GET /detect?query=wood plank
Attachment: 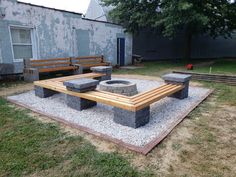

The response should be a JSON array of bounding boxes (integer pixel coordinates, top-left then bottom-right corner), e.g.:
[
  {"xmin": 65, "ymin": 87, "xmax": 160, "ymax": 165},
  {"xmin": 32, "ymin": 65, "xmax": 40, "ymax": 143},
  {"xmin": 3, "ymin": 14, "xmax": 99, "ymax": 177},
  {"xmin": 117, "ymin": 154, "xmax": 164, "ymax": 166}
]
[
  {"xmin": 79, "ymin": 63, "xmax": 109, "ymax": 67},
  {"xmin": 134, "ymin": 85, "xmax": 184, "ymax": 110},
  {"xmin": 76, "ymin": 59, "xmax": 102, "ymax": 64},
  {"xmin": 132, "ymin": 85, "xmax": 180, "ymax": 103},
  {"xmin": 30, "ymin": 58, "xmax": 71, "ymax": 63},
  {"xmin": 89, "ymin": 91, "xmax": 132, "ymax": 103},
  {"xmin": 38, "ymin": 66, "xmax": 76, "ymax": 73},
  {"xmin": 31, "ymin": 62, "xmax": 71, "ymax": 67},
  {"xmin": 96, "ymin": 90, "xmax": 130, "ymax": 99},
  {"xmin": 130, "ymin": 84, "xmax": 174, "ymax": 100},
  {"xmin": 47, "ymin": 73, "xmax": 104, "ymax": 82}
]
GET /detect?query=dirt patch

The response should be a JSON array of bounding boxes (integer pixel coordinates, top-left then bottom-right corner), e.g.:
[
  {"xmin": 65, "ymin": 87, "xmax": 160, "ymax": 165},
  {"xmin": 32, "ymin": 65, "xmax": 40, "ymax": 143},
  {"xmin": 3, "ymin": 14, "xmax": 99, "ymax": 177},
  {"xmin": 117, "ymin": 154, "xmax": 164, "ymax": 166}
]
[
  {"xmin": 129, "ymin": 95, "xmax": 236, "ymax": 177},
  {"xmin": 0, "ymin": 83, "xmax": 33, "ymax": 97}
]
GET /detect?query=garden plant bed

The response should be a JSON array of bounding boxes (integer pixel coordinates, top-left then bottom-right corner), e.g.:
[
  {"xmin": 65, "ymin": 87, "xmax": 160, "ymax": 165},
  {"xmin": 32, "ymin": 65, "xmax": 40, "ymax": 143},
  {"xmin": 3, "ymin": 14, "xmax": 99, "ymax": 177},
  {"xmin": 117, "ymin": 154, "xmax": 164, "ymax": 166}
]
[{"xmin": 7, "ymin": 78, "xmax": 212, "ymax": 154}]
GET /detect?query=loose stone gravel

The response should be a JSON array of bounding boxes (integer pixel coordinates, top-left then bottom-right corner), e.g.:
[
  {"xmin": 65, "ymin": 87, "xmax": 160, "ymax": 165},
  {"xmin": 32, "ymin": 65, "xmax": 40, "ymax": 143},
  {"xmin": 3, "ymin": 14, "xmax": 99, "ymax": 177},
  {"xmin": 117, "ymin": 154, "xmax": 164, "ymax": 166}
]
[{"xmin": 8, "ymin": 78, "xmax": 210, "ymax": 147}]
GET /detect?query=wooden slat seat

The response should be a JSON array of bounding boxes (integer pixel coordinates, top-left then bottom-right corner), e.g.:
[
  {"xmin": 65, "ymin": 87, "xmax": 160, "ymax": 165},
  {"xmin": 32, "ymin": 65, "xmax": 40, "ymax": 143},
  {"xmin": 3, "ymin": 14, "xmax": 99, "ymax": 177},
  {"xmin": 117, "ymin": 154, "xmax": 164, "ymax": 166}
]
[
  {"xmin": 25, "ymin": 58, "xmax": 74, "ymax": 72},
  {"xmin": 34, "ymin": 75, "xmax": 184, "ymax": 111},
  {"xmin": 23, "ymin": 55, "xmax": 110, "ymax": 82},
  {"xmin": 38, "ymin": 66, "xmax": 77, "ymax": 73}
]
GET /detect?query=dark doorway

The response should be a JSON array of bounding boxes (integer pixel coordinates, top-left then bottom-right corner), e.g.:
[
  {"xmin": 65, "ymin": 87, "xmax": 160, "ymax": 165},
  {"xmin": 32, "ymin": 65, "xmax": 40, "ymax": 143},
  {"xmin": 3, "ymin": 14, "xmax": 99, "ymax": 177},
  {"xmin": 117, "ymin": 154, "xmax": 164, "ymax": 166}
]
[{"xmin": 117, "ymin": 38, "xmax": 125, "ymax": 66}]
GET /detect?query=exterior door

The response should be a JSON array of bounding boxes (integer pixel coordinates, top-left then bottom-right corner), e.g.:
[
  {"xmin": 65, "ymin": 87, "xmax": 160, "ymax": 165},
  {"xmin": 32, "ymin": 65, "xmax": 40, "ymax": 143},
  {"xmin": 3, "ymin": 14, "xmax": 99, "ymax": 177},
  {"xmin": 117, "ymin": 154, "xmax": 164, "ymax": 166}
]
[{"xmin": 117, "ymin": 38, "xmax": 125, "ymax": 66}]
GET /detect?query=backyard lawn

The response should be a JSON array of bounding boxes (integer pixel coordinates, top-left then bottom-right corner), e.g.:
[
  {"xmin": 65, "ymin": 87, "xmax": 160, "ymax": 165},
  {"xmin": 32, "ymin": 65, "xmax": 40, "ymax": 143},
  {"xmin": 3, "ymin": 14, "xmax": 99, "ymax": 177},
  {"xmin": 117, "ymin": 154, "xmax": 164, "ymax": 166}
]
[
  {"xmin": 0, "ymin": 60, "xmax": 236, "ymax": 177},
  {"xmin": 114, "ymin": 59, "xmax": 236, "ymax": 76},
  {"xmin": 190, "ymin": 60, "xmax": 236, "ymax": 74}
]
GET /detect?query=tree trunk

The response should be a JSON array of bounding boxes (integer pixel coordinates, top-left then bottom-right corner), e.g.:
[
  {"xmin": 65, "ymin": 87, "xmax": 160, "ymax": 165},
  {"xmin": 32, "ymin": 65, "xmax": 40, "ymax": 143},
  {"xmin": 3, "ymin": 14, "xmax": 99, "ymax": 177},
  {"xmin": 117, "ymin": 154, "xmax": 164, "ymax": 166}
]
[{"xmin": 183, "ymin": 27, "xmax": 192, "ymax": 63}]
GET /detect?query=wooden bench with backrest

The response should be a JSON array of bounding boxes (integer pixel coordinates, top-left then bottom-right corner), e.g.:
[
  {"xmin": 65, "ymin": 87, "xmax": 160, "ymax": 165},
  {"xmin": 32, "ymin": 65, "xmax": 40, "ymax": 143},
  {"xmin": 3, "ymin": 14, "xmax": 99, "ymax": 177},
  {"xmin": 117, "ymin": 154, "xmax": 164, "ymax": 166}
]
[
  {"xmin": 71, "ymin": 55, "xmax": 111, "ymax": 74},
  {"xmin": 34, "ymin": 72, "xmax": 192, "ymax": 128},
  {"xmin": 23, "ymin": 57, "xmax": 78, "ymax": 82}
]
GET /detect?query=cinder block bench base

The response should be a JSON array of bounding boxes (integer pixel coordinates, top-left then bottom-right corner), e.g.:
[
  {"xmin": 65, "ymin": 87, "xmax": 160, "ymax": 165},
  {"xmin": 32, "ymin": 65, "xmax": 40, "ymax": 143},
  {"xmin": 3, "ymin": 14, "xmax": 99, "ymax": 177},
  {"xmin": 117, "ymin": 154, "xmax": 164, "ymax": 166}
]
[
  {"xmin": 66, "ymin": 94, "xmax": 97, "ymax": 111},
  {"xmin": 162, "ymin": 73, "xmax": 192, "ymax": 99},
  {"xmin": 35, "ymin": 86, "xmax": 57, "ymax": 98},
  {"xmin": 113, "ymin": 106, "xmax": 150, "ymax": 128},
  {"xmin": 63, "ymin": 78, "xmax": 99, "ymax": 111}
]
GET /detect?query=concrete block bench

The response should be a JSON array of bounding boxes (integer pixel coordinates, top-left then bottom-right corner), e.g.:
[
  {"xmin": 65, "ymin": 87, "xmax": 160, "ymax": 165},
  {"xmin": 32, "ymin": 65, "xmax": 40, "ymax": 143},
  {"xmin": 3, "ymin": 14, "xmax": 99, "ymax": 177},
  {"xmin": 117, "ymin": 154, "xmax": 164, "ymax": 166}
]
[
  {"xmin": 162, "ymin": 73, "xmax": 192, "ymax": 99},
  {"xmin": 34, "ymin": 73, "xmax": 192, "ymax": 128}
]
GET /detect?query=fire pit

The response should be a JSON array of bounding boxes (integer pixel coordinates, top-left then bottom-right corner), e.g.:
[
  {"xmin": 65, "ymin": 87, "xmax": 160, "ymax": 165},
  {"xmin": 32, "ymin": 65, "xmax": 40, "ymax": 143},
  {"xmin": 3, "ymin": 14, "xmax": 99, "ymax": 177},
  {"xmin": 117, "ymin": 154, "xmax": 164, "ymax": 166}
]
[{"xmin": 98, "ymin": 80, "xmax": 138, "ymax": 96}]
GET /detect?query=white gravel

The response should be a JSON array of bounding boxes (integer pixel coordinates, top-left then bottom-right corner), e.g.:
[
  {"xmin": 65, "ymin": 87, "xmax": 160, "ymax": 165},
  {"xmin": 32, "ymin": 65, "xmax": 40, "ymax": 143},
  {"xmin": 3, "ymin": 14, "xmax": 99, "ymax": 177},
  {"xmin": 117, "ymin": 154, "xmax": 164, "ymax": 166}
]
[{"xmin": 8, "ymin": 78, "xmax": 210, "ymax": 147}]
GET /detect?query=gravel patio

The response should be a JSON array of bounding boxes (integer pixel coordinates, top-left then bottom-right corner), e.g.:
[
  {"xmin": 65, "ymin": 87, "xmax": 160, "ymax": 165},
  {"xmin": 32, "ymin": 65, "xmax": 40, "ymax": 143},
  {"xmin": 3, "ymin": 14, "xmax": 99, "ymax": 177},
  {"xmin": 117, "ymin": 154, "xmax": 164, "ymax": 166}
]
[{"xmin": 7, "ymin": 77, "xmax": 212, "ymax": 154}]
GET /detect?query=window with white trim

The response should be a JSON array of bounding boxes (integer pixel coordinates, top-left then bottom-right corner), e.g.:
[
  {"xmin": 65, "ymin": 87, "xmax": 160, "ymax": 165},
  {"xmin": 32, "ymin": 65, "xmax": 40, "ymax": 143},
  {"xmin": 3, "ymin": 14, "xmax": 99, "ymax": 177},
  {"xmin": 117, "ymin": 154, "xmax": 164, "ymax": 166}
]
[{"xmin": 10, "ymin": 27, "xmax": 33, "ymax": 60}]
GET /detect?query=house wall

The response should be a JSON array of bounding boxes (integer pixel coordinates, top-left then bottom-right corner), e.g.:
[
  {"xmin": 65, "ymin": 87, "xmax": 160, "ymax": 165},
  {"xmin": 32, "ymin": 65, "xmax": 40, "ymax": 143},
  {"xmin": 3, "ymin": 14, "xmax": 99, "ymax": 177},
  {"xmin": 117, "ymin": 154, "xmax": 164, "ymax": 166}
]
[
  {"xmin": 133, "ymin": 29, "xmax": 236, "ymax": 60},
  {"xmin": 0, "ymin": 0, "xmax": 132, "ymax": 75}
]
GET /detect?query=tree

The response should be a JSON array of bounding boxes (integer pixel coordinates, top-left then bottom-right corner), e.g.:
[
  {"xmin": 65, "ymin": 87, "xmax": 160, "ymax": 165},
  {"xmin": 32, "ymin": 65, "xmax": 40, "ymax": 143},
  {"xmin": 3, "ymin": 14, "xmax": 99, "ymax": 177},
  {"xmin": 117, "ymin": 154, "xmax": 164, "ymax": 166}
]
[{"xmin": 102, "ymin": 0, "xmax": 236, "ymax": 62}]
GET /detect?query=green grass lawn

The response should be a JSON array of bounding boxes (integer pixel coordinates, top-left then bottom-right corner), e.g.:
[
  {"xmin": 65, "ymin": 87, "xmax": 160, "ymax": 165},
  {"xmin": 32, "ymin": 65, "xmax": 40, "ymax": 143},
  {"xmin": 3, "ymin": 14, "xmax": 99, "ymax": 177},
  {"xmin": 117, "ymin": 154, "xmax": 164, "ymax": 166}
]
[
  {"xmin": 191, "ymin": 60, "xmax": 236, "ymax": 75},
  {"xmin": 114, "ymin": 59, "xmax": 236, "ymax": 76},
  {"xmin": 0, "ymin": 98, "xmax": 152, "ymax": 177},
  {"xmin": 113, "ymin": 61, "xmax": 183, "ymax": 76}
]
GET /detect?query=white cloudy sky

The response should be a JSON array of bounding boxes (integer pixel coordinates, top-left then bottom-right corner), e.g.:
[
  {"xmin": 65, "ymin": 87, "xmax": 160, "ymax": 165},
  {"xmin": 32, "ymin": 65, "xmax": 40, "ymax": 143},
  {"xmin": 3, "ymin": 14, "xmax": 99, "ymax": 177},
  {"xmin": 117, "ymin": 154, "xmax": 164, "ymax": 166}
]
[{"xmin": 19, "ymin": 0, "xmax": 91, "ymax": 14}]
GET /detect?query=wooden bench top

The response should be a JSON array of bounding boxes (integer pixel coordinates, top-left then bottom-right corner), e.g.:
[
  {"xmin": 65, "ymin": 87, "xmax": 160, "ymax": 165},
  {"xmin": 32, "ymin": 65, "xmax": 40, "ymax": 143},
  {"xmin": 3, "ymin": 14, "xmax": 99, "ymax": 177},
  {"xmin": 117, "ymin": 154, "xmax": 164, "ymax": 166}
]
[
  {"xmin": 72, "ymin": 55, "xmax": 110, "ymax": 67},
  {"xmin": 34, "ymin": 74, "xmax": 184, "ymax": 111},
  {"xmin": 25, "ymin": 58, "xmax": 75, "ymax": 73}
]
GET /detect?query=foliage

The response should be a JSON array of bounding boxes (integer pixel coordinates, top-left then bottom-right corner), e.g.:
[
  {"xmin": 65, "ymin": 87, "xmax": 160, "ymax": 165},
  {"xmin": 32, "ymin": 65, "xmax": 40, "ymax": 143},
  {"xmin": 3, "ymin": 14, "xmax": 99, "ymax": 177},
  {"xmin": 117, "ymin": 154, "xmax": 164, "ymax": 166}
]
[
  {"xmin": 102, "ymin": 0, "xmax": 236, "ymax": 37},
  {"xmin": 102, "ymin": 0, "xmax": 236, "ymax": 61}
]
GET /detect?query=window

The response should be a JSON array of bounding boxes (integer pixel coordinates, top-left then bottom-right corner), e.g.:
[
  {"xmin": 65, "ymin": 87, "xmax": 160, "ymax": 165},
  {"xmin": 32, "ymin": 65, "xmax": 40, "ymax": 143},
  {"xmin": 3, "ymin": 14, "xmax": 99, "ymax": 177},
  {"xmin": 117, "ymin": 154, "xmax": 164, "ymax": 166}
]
[{"xmin": 10, "ymin": 27, "xmax": 33, "ymax": 60}]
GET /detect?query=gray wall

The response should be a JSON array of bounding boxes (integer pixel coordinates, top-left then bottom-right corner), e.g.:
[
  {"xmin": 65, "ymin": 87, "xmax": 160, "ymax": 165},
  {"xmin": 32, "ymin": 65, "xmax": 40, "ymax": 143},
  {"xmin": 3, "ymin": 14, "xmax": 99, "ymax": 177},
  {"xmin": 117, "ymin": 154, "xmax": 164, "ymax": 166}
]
[
  {"xmin": 0, "ymin": 0, "xmax": 132, "ymax": 75},
  {"xmin": 133, "ymin": 30, "xmax": 236, "ymax": 60}
]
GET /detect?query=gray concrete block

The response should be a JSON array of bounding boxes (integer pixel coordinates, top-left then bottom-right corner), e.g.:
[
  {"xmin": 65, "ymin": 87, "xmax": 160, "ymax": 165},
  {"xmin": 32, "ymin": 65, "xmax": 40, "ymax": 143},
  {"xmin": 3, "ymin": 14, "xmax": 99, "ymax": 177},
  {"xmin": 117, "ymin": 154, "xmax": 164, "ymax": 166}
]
[
  {"xmin": 63, "ymin": 78, "xmax": 99, "ymax": 90},
  {"xmin": 91, "ymin": 66, "xmax": 112, "ymax": 81},
  {"xmin": 65, "ymin": 94, "xmax": 97, "ymax": 111},
  {"xmin": 23, "ymin": 68, "xmax": 39, "ymax": 82},
  {"xmin": 35, "ymin": 86, "xmax": 57, "ymax": 98},
  {"xmin": 113, "ymin": 106, "xmax": 150, "ymax": 128},
  {"xmin": 66, "ymin": 86, "xmax": 97, "ymax": 93},
  {"xmin": 165, "ymin": 80, "xmax": 190, "ymax": 99},
  {"xmin": 163, "ymin": 73, "xmax": 192, "ymax": 99},
  {"xmin": 162, "ymin": 73, "xmax": 192, "ymax": 83},
  {"xmin": 91, "ymin": 66, "xmax": 112, "ymax": 72}
]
